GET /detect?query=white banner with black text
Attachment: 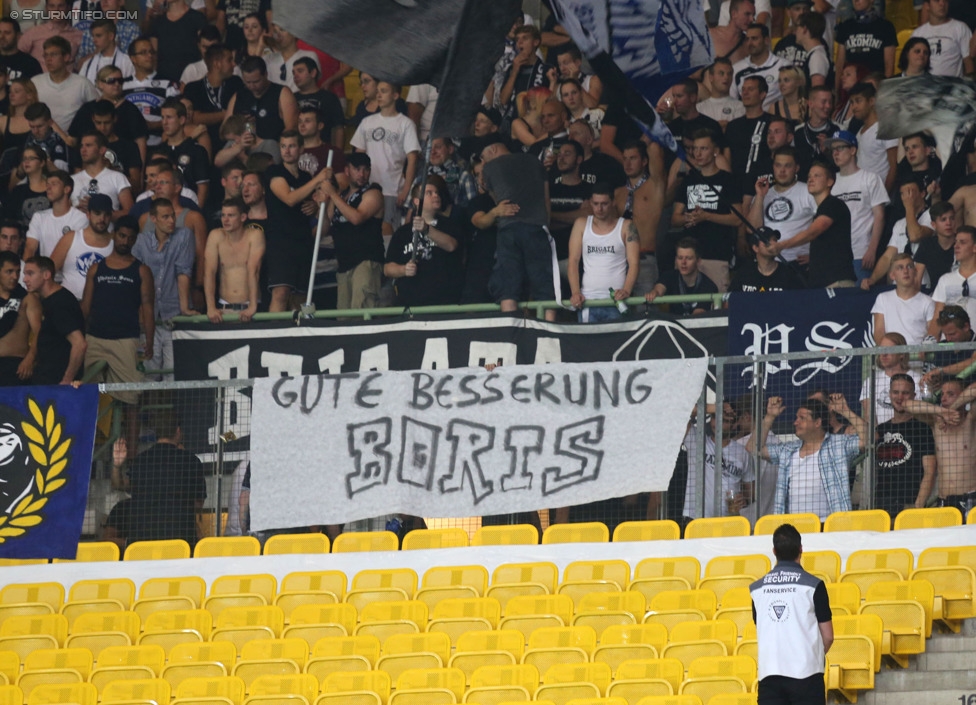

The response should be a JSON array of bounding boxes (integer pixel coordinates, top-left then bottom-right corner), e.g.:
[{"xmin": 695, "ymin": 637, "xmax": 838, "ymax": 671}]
[{"xmin": 249, "ymin": 359, "xmax": 709, "ymax": 529}]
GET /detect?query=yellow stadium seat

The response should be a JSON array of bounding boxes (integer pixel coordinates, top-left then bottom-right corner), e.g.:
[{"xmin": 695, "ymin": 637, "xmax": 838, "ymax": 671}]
[
  {"xmin": 918, "ymin": 545, "xmax": 976, "ymax": 569},
  {"xmin": 557, "ymin": 582, "xmax": 620, "ymax": 609},
  {"xmin": 69, "ymin": 579, "xmax": 136, "ymax": 609},
  {"xmin": 800, "ymin": 551, "xmax": 841, "ymax": 583},
  {"xmin": 825, "ymin": 634, "xmax": 874, "ymax": 702},
  {"xmin": 16, "ymin": 669, "xmax": 83, "ymax": 702},
  {"xmin": 66, "ymin": 632, "xmax": 130, "ymax": 658},
  {"xmin": 422, "ymin": 566, "xmax": 488, "ymax": 595},
  {"xmin": 312, "ymin": 635, "xmax": 381, "ymax": 664},
  {"xmin": 461, "ymin": 684, "xmax": 530, "ymax": 705},
  {"xmin": 304, "ymin": 655, "xmax": 372, "ymax": 684},
  {"xmin": 634, "ymin": 558, "xmax": 701, "ymax": 587},
  {"xmin": 522, "ymin": 647, "xmax": 588, "ymax": 676},
  {"xmin": 206, "ymin": 595, "xmax": 268, "ymax": 620},
  {"xmin": 415, "ymin": 587, "xmax": 480, "ymax": 613},
  {"xmin": 90, "ymin": 665, "xmax": 158, "ymax": 691},
  {"xmin": 449, "ymin": 651, "xmax": 516, "ymax": 685},
  {"xmin": 486, "ymin": 584, "xmax": 549, "ymax": 614},
  {"xmin": 911, "ymin": 566, "xmax": 976, "ymax": 632},
  {"xmin": 0, "ymin": 584, "xmax": 63, "ymax": 612},
  {"xmin": 233, "ymin": 660, "xmax": 302, "ymax": 692},
  {"xmin": 642, "ymin": 610, "xmax": 706, "ymax": 633},
  {"xmin": 401, "ymin": 528, "xmax": 468, "ymax": 551},
  {"xmin": 135, "ymin": 597, "xmax": 199, "ymax": 623},
  {"xmin": 528, "ymin": 628, "xmax": 598, "ymax": 656},
  {"xmin": 169, "ymin": 642, "xmax": 237, "ymax": 671},
  {"xmin": 27, "ymin": 682, "xmax": 95, "ymax": 705},
  {"xmin": 601, "ymin": 623, "xmax": 668, "ymax": 652},
  {"xmin": 713, "ymin": 608, "xmax": 753, "ymax": 638},
  {"xmin": 969, "ymin": 507, "xmax": 975, "ymax": 524},
  {"xmin": 616, "ymin": 659, "xmax": 685, "ymax": 694},
  {"xmin": 217, "ymin": 606, "xmax": 284, "ymax": 635},
  {"xmin": 734, "ymin": 641, "xmax": 757, "ymax": 662},
  {"xmin": 176, "ymin": 676, "xmax": 246, "ymax": 705},
  {"xmin": 124, "ymin": 540, "xmax": 191, "ymax": 561},
  {"xmin": 24, "ymin": 648, "xmax": 92, "ymax": 679},
  {"xmin": 628, "ymin": 578, "xmax": 692, "ymax": 606},
  {"xmin": 62, "ymin": 599, "xmax": 126, "ymax": 629},
  {"xmin": 0, "ymin": 603, "xmax": 53, "ymax": 627},
  {"xmin": 382, "ymin": 632, "xmax": 450, "ymax": 661},
  {"xmin": 894, "ymin": 506, "xmax": 963, "ymax": 530},
  {"xmin": 823, "ymin": 510, "xmax": 890, "ymax": 533},
  {"xmin": 248, "ymin": 675, "xmax": 317, "ymax": 703},
  {"xmin": 275, "ymin": 593, "xmax": 339, "ymax": 624},
  {"xmin": 687, "ymin": 655, "xmax": 757, "ymax": 684},
  {"xmin": 535, "ymin": 682, "xmax": 601, "ymax": 705},
  {"xmin": 1, "ymin": 613, "xmax": 67, "ymax": 643},
  {"xmin": 58, "ymin": 542, "xmax": 120, "ymax": 562},
  {"xmin": 505, "ymin": 595, "xmax": 574, "ymax": 623},
  {"xmin": 752, "ymin": 513, "xmax": 820, "ymax": 536},
  {"xmin": 469, "ymin": 664, "xmax": 540, "ymax": 700},
  {"xmin": 243, "ymin": 696, "xmax": 309, "ymax": 705},
  {"xmin": 697, "ymin": 577, "xmax": 754, "ymax": 606},
  {"xmin": 332, "ymin": 532, "xmax": 399, "ymax": 554},
  {"xmin": 608, "ymin": 678, "xmax": 674, "ymax": 703},
  {"xmin": 670, "ymin": 620, "xmax": 737, "ymax": 653},
  {"xmin": 833, "ymin": 614, "xmax": 883, "ymax": 672},
  {"xmin": 866, "ymin": 581, "xmax": 934, "ymax": 637},
  {"xmin": 290, "ymin": 604, "xmax": 356, "ymax": 633},
  {"xmin": 377, "ymin": 653, "xmax": 443, "ymax": 684},
  {"xmin": 578, "ymin": 591, "xmax": 646, "ymax": 619},
  {"xmin": 840, "ymin": 569, "xmax": 903, "ymax": 596},
  {"xmin": 396, "ymin": 668, "xmax": 465, "ymax": 699},
  {"xmin": 704, "ymin": 556, "xmax": 769, "ymax": 580},
  {"xmin": 679, "ymin": 677, "xmax": 747, "ymax": 702},
  {"xmin": 684, "ymin": 517, "xmax": 750, "ymax": 539},
  {"xmin": 100, "ymin": 677, "xmax": 171, "ymax": 705},
  {"xmin": 0, "ymin": 653, "xmax": 16, "ymax": 684},
  {"xmin": 846, "ymin": 549, "xmax": 913, "ymax": 579},
  {"xmin": 718, "ymin": 589, "xmax": 751, "ymax": 610},
  {"xmin": 145, "ymin": 609, "xmax": 212, "ymax": 639},
  {"xmin": 283, "ymin": 625, "xmax": 348, "ymax": 650},
  {"xmin": 140, "ymin": 578, "xmax": 207, "ymax": 608},
  {"xmin": 163, "ymin": 663, "xmax": 229, "ymax": 690},
  {"xmin": 388, "ymin": 688, "xmax": 455, "ymax": 705},
  {"xmin": 592, "ymin": 644, "xmax": 658, "ymax": 676},
  {"xmin": 565, "ymin": 699, "xmax": 629, "ymax": 705},
  {"xmin": 360, "ymin": 601, "xmax": 427, "ymax": 630},
  {"xmin": 212, "ymin": 575, "xmax": 278, "ymax": 604},
  {"xmin": 661, "ymin": 641, "xmax": 728, "ymax": 671},
  {"xmin": 492, "ymin": 563, "xmax": 559, "ymax": 594},
  {"xmin": 322, "ymin": 672, "xmax": 391, "ymax": 703},
  {"xmin": 242, "ymin": 639, "xmax": 309, "ymax": 668},
  {"xmin": 429, "ymin": 599, "xmax": 499, "ymax": 633},
  {"xmin": 542, "ymin": 523, "xmax": 609, "ymax": 545},
  {"xmin": 471, "ymin": 525, "xmax": 539, "ymax": 546},
  {"xmin": 612, "ymin": 520, "xmax": 680, "ymax": 542},
  {"xmin": 563, "ymin": 561, "xmax": 630, "ymax": 588},
  {"xmin": 315, "ymin": 694, "xmax": 380, "ymax": 705},
  {"xmin": 214, "ymin": 627, "xmax": 277, "ymax": 656},
  {"xmin": 264, "ymin": 534, "xmax": 330, "ymax": 556},
  {"xmin": 353, "ymin": 568, "xmax": 418, "ymax": 595},
  {"xmin": 573, "ymin": 611, "xmax": 637, "ymax": 639},
  {"xmin": 826, "ymin": 583, "xmax": 861, "ymax": 616},
  {"xmin": 345, "ymin": 590, "xmax": 411, "ymax": 614},
  {"xmin": 282, "ymin": 572, "xmax": 347, "ymax": 602},
  {"xmin": 859, "ymin": 600, "xmax": 926, "ymax": 668},
  {"xmin": 541, "ymin": 662, "xmax": 611, "ymax": 694},
  {"xmin": 194, "ymin": 536, "xmax": 261, "ymax": 558},
  {"xmin": 353, "ymin": 620, "xmax": 419, "ymax": 645},
  {"xmin": 649, "ymin": 591, "xmax": 716, "ymax": 619}
]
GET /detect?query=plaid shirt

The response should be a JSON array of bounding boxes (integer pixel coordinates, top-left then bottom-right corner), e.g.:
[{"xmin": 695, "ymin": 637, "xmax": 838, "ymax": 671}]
[
  {"xmin": 769, "ymin": 434, "xmax": 860, "ymax": 516},
  {"xmin": 78, "ymin": 19, "xmax": 139, "ymax": 58}
]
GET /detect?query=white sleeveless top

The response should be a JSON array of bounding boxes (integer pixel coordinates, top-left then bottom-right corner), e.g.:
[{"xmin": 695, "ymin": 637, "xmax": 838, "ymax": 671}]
[
  {"xmin": 61, "ymin": 230, "xmax": 114, "ymax": 300},
  {"xmin": 581, "ymin": 216, "xmax": 627, "ymax": 300}
]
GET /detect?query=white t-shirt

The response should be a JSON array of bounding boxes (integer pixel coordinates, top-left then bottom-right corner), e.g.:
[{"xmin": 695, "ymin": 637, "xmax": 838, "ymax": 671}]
[
  {"xmin": 26, "ymin": 207, "xmax": 90, "ymax": 259},
  {"xmin": 350, "ymin": 112, "xmax": 421, "ymax": 197},
  {"xmin": 857, "ymin": 122, "xmax": 899, "ymax": 183},
  {"xmin": 831, "ymin": 169, "xmax": 889, "ymax": 258},
  {"xmin": 870, "ymin": 289, "xmax": 935, "ymax": 346},
  {"xmin": 730, "ymin": 52, "xmax": 787, "ymax": 109},
  {"xmin": 683, "ymin": 426, "xmax": 754, "ymax": 519},
  {"xmin": 806, "ymin": 44, "xmax": 831, "ymax": 82},
  {"xmin": 762, "ymin": 181, "xmax": 817, "ymax": 260},
  {"xmin": 31, "ymin": 73, "xmax": 99, "ymax": 131},
  {"xmin": 911, "ymin": 20, "xmax": 973, "ymax": 78},
  {"xmin": 697, "ymin": 96, "xmax": 745, "ymax": 124},
  {"xmin": 266, "ymin": 50, "xmax": 320, "ymax": 93},
  {"xmin": 405, "ymin": 84, "xmax": 439, "ymax": 144},
  {"xmin": 887, "ymin": 210, "xmax": 932, "ymax": 256},
  {"xmin": 859, "ymin": 367, "xmax": 923, "ymax": 424},
  {"xmin": 78, "ymin": 50, "xmax": 135, "ymax": 87},
  {"xmin": 59, "ymin": 229, "xmax": 114, "ymax": 300},
  {"xmin": 71, "ymin": 168, "xmax": 132, "ymax": 210},
  {"xmin": 932, "ymin": 269, "xmax": 976, "ymax": 325}
]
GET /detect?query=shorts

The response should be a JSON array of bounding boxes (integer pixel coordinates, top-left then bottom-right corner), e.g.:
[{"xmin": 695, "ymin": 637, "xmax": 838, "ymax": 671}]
[
  {"xmin": 489, "ymin": 222, "xmax": 557, "ymax": 303},
  {"xmin": 336, "ymin": 260, "xmax": 382, "ymax": 309},
  {"xmin": 579, "ymin": 305, "xmax": 622, "ymax": 323},
  {"xmin": 938, "ymin": 492, "xmax": 976, "ymax": 518},
  {"xmin": 85, "ymin": 336, "xmax": 142, "ymax": 404},
  {"xmin": 266, "ymin": 239, "xmax": 309, "ymax": 293},
  {"xmin": 0, "ymin": 357, "xmax": 24, "ymax": 387}
]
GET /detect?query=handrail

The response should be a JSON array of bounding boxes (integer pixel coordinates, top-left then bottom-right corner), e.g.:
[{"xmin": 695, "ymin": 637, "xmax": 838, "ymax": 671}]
[{"xmin": 170, "ymin": 294, "xmax": 728, "ymax": 324}]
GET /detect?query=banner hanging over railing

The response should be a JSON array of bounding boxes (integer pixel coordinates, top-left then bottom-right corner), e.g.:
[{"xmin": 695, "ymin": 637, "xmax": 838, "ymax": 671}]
[
  {"xmin": 0, "ymin": 385, "xmax": 98, "ymax": 559},
  {"xmin": 249, "ymin": 359, "xmax": 709, "ymax": 529}
]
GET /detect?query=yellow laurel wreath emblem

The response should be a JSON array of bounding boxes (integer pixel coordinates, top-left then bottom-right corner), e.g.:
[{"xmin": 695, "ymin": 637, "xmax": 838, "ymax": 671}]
[{"xmin": 0, "ymin": 399, "xmax": 71, "ymax": 543}]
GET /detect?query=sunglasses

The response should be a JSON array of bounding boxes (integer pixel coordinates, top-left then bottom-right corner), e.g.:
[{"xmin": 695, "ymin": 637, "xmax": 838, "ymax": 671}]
[{"xmin": 101, "ymin": 77, "xmax": 124, "ymax": 85}]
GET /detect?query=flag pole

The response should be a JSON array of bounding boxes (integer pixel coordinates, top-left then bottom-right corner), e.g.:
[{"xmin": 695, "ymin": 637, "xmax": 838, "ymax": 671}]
[
  {"xmin": 411, "ymin": 0, "xmax": 475, "ymax": 261},
  {"xmin": 302, "ymin": 151, "xmax": 334, "ymax": 315}
]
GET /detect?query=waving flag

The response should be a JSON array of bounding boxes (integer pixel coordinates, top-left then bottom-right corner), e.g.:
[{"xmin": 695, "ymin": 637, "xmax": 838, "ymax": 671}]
[{"xmin": 549, "ymin": 0, "xmax": 713, "ymax": 153}]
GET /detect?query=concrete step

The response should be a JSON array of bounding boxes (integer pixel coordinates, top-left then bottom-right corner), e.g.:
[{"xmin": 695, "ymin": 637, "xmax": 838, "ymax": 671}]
[
  {"xmin": 861, "ymin": 690, "xmax": 976, "ymax": 705},
  {"xmin": 872, "ymin": 667, "xmax": 976, "ymax": 692}
]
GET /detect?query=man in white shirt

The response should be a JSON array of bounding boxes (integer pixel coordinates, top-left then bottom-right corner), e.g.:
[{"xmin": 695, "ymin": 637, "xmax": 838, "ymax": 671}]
[
  {"xmin": 911, "ymin": 0, "xmax": 974, "ymax": 77},
  {"xmin": 71, "ymin": 132, "xmax": 134, "ymax": 219},
  {"xmin": 32, "ymin": 36, "xmax": 99, "ymax": 131},
  {"xmin": 730, "ymin": 23, "xmax": 787, "ymax": 109},
  {"xmin": 747, "ymin": 146, "xmax": 817, "ymax": 262},
  {"xmin": 265, "ymin": 25, "xmax": 318, "ymax": 94},
  {"xmin": 76, "ymin": 20, "xmax": 135, "ymax": 86},
  {"xmin": 929, "ymin": 225, "xmax": 976, "ymax": 334},
  {"xmin": 406, "ymin": 83, "xmax": 438, "ymax": 145},
  {"xmin": 863, "ymin": 179, "xmax": 933, "ymax": 289},
  {"xmin": 50, "ymin": 193, "xmax": 115, "ymax": 299},
  {"xmin": 872, "ymin": 253, "xmax": 935, "ymax": 345},
  {"xmin": 830, "ymin": 130, "xmax": 889, "ymax": 283},
  {"xmin": 24, "ymin": 171, "xmax": 89, "ymax": 262},
  {"xmin": 178, "ymin": 25, "xmax": 221, "ymax": 87},
  {"xmin": 850, "ymin": 82, "xmax": 898, "ymax": 190},
  {"xmin": 696, "ymin": 58, "xmax": 745, "ymax": 129}
]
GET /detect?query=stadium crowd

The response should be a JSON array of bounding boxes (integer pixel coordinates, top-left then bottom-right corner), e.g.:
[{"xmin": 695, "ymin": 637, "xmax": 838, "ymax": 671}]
[{"xmin": 0, "ymin": 0, "xmax": 974, "ymax": 540}]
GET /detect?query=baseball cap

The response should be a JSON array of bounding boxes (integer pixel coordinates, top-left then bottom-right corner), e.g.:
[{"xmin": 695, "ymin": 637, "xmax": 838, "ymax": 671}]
[
  {"xmin": 478, "ymin": 107, "xmax": 503, "ymax": 127},
  {"xmin": 828, "ymin": 130, "xmax": 858, "ymax": 149},
  {"xmin": 87, "ymin": 193, "xmax": 114, "ymax": 214}
]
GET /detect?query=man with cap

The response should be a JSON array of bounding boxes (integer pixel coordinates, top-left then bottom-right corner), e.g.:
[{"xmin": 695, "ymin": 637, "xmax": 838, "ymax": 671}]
[
  {"xmin": 829, "ymin": 129, "xmax": 889, "ymax": 283},
  {"xmin": 50, "ymin": 193, "xmax": 115, "ymax": 300},
  {"xmin": 459, "ymin": 107, "xmax": 502, "ymax": 164}
]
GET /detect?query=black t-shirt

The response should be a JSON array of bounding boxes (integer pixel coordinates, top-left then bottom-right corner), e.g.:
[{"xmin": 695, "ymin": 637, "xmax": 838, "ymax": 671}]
[
  {"xmin": 680, "ymin": 168, "xmax": 742, "ymax": 262},
  {"xmin": 330, "ymin": 183, "xmax": 384, "ymax": 271},
  {"xmin": 795, "ymin": 120, "xmax": 839, "ymax": 179},
  {"xmin": 70, "ymin": 99, "xmax": 149, "ymax": 143},
  {"xmin": 127, "ymin": 441, "xmax": 206, "ymax": 545},
  {"xmin": 668, "ymin": 113, "xmax": 725, "ymax": 147},
  {"xmin": 386, "ymin": 215, "xmax": 465, "ymax": 307},
  {"xmin": 148, "ymin": 8, "xmax": 209, "ymax": 82},
  {"xmin": 773, "ymin": 34, "xmax": 808, "ymax": 68},
  {"xmin": 875, "ymin": 418, "xmax": 934, "ymax": 510},
  {"xmin": 149, "ymin": 139, "xmax": 210, "ymax": 194},
  {"xmin": 602, "ymin": 98, "xmax": 643, "ymax": 152},
  {"xmin": 105, "ymin": 138, "xmax": 143, "ymax": 176},
  {"xmin": 726, "ymin": 114, "xmax": 772, "ymax": 182},
  {"xmin": 183, "ymin": 76, "xmax": 244, "ymax": 145},
  {"xmin": 729, "ymin": 261, "xmax": 806, "ymax": 292},
  {"xmin": 4, "ymin": 183, "xmax": 49, "ymax": 228},
  {"xmin": 835, "ymin": 17, "xmax": 898, "ymax": 74},
  {"xmin": 295, "ymin": 89, "xmax": 346, "ymax": 137},
  {"xmin": 0, "ymin": 284, "xmax": 27, "ymax": 340},
  {"xmin": 264, "ymin": 164, "xmax": 313, "ymax": 244},
  {"xmin": 657, "ymin": 269, "xmax": 719, "ymax": 315},
  {"xmin": 4, "ymin": 52, "xmax": 42, "ymax": 81},
  {"xmin": 580, "ymin": 152, "xmax": 626, "ymax": 189},
  {"xmin": 809, "ymin": 195, "xmax": 855, "ymax": 287},
  {"xmin": 549, "ymin": 180, "xmax": 591, "ymax": 260},
  {"xmin": 460, "ymin": 193, "xmax": 498, "ymax": 305},
  {"xmin": 217, "ymin": 0, "xmax": 271, "ymax": 50},
  {"xmin": 34, "ymin": 287, "xmax": 85, "ymax": 385},
  {"xmin": 914, "ymin": 235, "xmax": 955, "ymax": 293}
]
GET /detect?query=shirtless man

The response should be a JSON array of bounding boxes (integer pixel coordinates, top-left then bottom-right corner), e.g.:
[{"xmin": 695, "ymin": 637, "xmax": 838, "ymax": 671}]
[
  {"xmin": 613, "ymin": 142, "xmax": 664, "ymax": 296},
  {"xmin": 948, "ymin": 151, "xmax": 976, "ymax": 227},
  {"xmin": 904, "ymin": 378, "xmax": 976, "ymax": 516},
  {"xmin": 204, "ymin": 197, "xmax": 266, "ymax": 323},
  {"xmin": 0, "ymin": 251, "xmax": 41, "ymax": 385},
  {"xmin": 710, "ymin": 0, "xmax": 756, "ymax": 67}
]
